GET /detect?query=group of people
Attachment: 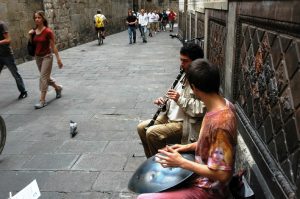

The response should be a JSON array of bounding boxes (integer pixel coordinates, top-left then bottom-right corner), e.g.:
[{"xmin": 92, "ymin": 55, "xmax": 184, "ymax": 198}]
[
  {"xmin": 0, "ymin": 10, "xmax": 63, "ymax": 109},
  {"xmin": 136, "ymin": 43, "xmax": 237, "ymax": 199},
  {"xmin": 126, "ymin": 8, "xmax": 177, "ymax": 44},
  {"xmin": 1, "ymin": 8, "xmax": 238, "ymax": 199}
]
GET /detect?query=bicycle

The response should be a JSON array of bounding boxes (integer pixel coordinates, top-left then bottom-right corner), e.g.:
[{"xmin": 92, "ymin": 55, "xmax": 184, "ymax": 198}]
[
  {"xmin": 0, "ymin": 115, "xmax": 6, "ymax": 155},
  {"xmin": 97, "ymin": 29, "xmax": 103, "ymax": 45}
]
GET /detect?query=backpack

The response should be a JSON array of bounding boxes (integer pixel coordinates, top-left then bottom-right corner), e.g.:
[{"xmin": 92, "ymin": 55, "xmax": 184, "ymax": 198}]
[{"xmin": 95, "ymin": 15, "xmax": 104, "ymax": 28}]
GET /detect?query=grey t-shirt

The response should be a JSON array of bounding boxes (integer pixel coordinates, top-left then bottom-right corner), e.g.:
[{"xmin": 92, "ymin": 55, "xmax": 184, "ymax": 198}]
[{"xmin": 0, "ymin": 21, "xmax": 13, "ymax": 56}]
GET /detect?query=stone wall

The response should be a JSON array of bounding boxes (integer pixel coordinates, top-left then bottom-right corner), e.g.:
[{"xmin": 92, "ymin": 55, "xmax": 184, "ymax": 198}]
[
  {"xmin": 180, "ymin": 0, "xmax": 300, "ymax": 198},
  {"xmin": 0, "ymin": 0, "xmax": 44, "ymax": 63},
  {"xmin": 137, "ymin": 0, "xmax": 179, "ymax": 13},
  {"xmin": 0, "ymin": 0, "xmax": 133, "ymax": 64}
]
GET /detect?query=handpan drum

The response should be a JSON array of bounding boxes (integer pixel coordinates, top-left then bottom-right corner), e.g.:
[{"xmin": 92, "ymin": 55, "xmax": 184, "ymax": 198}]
[{"xmin": 128, "ymin": 153, "xmax": 195, "ymax": 193}]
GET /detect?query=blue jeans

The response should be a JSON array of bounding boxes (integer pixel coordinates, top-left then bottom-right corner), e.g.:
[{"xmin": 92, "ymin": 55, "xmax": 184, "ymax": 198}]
[
  {"xmin": 0, "ymin": 55, "xmax": 26, "ymax": 93},
  {"xmin": 141, "ymin": 25, "xmax": 147, "ymax": 42},
  {"xmin": 128, "ymin": 26, "xmax": 136, "ymax": 43}
]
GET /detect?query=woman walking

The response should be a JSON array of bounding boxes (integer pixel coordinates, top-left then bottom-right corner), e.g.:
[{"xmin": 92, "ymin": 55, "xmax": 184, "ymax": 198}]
[{"xmin": 28, "ymin": 10, "xmax": 63, "ymax": 109}]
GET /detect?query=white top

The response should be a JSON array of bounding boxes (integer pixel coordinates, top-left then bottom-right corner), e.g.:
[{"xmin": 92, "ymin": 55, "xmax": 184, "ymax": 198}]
[
  {"xmin": 148, "ymin": 12, "xmax": 156, "ymax": 23},
  {"xmin": 138, "ymin": 14, "xmax": 148, "ymax": 26},
  {"xmin": 167, "ymin": 76, "xmax": 185, "ymax": 121},
  {"xmin": 154, "ymin": 13, "xmax": 160, "ymax": 22}
]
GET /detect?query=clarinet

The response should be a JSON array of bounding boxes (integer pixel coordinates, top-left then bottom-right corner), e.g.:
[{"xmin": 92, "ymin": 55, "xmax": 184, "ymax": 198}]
[{"xmin": 145, "ymin": 69, "xmax": 184, "ymax": 129}]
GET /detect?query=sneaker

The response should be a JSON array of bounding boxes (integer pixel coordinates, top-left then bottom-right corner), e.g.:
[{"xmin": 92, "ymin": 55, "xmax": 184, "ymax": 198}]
[
  {"xmin": 18, "ymin": 91, "xmax": 28, "ymax": 100},
  {"xmin": 34, "ymin": 101, "xmax": 47, "ymax": 109},
  {"xmin": 102, "ymin": 36, "xmax": 105, "ymax": 39},
  {"xmin": 56, "ymin": 85, "xmax": 63, "ymax": 99}
]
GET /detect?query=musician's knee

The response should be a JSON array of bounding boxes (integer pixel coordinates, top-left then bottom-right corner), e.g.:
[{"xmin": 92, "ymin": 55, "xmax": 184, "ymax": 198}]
[
  {"xmin": 137, "ymin": 122, "xmax": 145, "ymax": 133},
  {"xmin": 146, "ymin": 129, "xmax": 165, "ymax": 142}
]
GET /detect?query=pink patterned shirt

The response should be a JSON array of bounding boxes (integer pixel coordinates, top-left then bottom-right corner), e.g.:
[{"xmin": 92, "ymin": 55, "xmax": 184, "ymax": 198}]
[{"xmin": 194, "ymin": 99, "xmax": 237, "ymax": 197}]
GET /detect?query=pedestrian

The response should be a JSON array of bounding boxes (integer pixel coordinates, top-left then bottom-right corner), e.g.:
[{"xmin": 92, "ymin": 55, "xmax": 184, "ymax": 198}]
[
  {"xmin": 161, "ymin": 10, "xmax": 168, "ymax": 31},
  {"xmin": 137, "ymin": 59, "xmax": 238, "ymax": 199},
  {"xmin": 147, "ymin": 10, "xmax": 155, "ymax": 37},
  {"xmin": 28, "ymin": 10, "xmax": 63, "ymax": 109},
  {"xmin": 158, "ymin": 10, "xmax": 163, "ymax": 32},
  {"xmin": 0, "ymin": 20, "xmax": 28, "ymax": 100},
  {"xmin": 168, "ymin": 9, "xmax": 177, "ymax": 32},
  {"xmin": 137, "ymin": 43, "xmax": 205, "ymax": 158},
  {"xmin": 136, "ymin": 11, "xmax": 143, "ymax": 37},
  {"xmin": 138, "ymin": 9, "xmax": 149, "ymax": 43},
  {"xmin": 126, "ymin": 10, "xmax": 137, "ymax": 44},
  {"xmin": 153, "ymin": 10, "xmax": 160, "ymax": 34}
]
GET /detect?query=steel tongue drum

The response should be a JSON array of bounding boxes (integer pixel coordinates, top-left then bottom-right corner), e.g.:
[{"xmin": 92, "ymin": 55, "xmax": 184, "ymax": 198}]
[{"xmin": 128, "ymin": 153, "xmax": 195, "ymax": 193}]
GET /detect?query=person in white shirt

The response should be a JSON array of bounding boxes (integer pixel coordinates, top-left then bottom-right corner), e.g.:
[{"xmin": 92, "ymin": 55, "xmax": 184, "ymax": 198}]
[
  {"xmin": 153, "ymin": 10, "xmax": 160, "ymax": 34},
  {"xmin": 147, "ymin": 11, "xmax": 155, "ymax": 37},
  {"xmin": 138, "ymin": 9, "xmax": 148, "ymax": 43}
]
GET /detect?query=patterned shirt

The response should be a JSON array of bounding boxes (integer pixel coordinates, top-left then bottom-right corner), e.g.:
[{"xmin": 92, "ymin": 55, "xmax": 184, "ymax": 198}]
[{"xmin": 194, "ymin": 99, "xmax": 237, "ymax": 197}]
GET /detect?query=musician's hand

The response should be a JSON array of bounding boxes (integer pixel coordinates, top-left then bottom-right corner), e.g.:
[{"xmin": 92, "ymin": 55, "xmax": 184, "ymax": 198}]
[
  {"xmin": 168, "ymin": 144, "xmax": 187, "ymax": 153},
  {"xmin": 156, "ymin": 146, "xmax": 185, "ymax": 168},
  {"xmin": 167, "ymin": 89, "xmax": 180, "ymax": 102},
  {"xmin": 160, "ymin": 144, "xmax": 185, "ymax": 152},
  {"xmin": 154, "ymin": 97, "xmax": 165, "ymax": 105}
]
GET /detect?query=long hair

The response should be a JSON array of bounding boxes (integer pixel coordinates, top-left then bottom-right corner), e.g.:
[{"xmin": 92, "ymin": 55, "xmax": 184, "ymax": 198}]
[{"xmin": 33, "ymin": 10, "xmax": 48, "ymax": 27}]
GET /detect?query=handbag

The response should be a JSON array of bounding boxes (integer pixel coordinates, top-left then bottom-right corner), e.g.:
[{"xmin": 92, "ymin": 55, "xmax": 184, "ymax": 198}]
[{"xmin": 27, "ymin": 32, "xmax": 36, "ymax": 56}]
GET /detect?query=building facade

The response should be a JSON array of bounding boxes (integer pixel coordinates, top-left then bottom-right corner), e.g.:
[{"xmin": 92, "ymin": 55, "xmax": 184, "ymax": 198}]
[
  {"xmin": 0, "ymin": 0, "xmax": 133, "ymax": 63},
  {"xmin": 178, "ymin": 0, "xmax": 300, "ymax": 198},
  {"xmin": 133, "ymin": 0, "xmax": 179, "ymax": 12}
]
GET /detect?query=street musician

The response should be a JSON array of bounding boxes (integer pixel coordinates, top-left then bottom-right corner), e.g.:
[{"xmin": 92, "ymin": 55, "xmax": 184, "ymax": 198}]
[
  {"xmin": 137, "ymin": 43, "xmax": 205, "ymax": 158},
  {"xmin": 137, "ymin": 59, "xmax": 238, "ymax": 199}
]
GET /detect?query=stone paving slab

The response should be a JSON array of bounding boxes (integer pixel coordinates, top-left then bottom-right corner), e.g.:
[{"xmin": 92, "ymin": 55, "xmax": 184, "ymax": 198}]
[
  {"xmin": 21, "ymin": 154, "xmax": 79, "ymax": 170},
  {"xmin": 72, "ymin": 154, "xmax": 127, "ymax": 171},
  {"xmin": 40, "ymin": 171, "xmax": 98, "ymax": 192},
  {"xmin": 0, "ymin": 155, "xmax": 31, "ymax": 170},
  {"xmin": 2, "ymin": 140, "xmax": 64, "ymax": 155},
  {"xmin": 92, "ymin": 171, "xmax": 134, "ymax": 192},
  {"xmin": 57, "ymin": 140, "xmax": 108, "ymax": 154},
  {"xmin": 103, "ymin": 140, "xmax": 144, "ymax": 155},
  {"xmin": 62, "ymin": 192, "xmax": 112, "ymax": 199},
  {"xmin": 0, "ymin": 28, "xmax": 182, "ymax": 198}
]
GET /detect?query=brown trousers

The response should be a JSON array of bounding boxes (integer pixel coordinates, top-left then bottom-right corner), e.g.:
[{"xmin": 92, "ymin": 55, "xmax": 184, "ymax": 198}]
[
  {"xmin": 35, "ymin": 54, "xmax": 55, "ymax": 92},
  {"xmin": 137, "ymin": 115, "xmax": 183, "ymax": 158}
]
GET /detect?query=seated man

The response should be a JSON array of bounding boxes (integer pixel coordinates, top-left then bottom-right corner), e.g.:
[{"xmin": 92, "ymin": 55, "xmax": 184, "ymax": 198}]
[
  {"xmin": 137, "ymin": 43, "xmax": 205, "ymax": 158},
  {"xmin": 138, "ymin": 59, "xmax": 238, "ymax": 199}
]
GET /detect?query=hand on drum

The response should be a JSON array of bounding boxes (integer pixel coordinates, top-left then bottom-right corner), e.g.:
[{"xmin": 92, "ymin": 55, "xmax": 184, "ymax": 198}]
[{"xmin": 156, "ymin": 145, "xmax": 185, "ymax": 168}]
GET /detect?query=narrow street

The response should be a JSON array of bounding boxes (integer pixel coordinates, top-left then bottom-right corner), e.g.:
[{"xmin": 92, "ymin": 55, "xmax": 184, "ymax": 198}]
[{"xmin": 0, "ymin": 28, "xmax": 182, "ymax": 198}]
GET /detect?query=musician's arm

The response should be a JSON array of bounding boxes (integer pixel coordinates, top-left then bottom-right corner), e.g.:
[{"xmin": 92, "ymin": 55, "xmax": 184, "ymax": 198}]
[
  {"xmin": 157, "ymin": 146, "xmax": 231, "ymax": 183},
  {"xmin": 176, "ymin": 85, "xmax": 205, "ymax": 117},
  {"xmin": 170, "ymin": 142, "xmax": 197, "ymax": 152},
  {"xmin": 158, "ymin": 129, "xmax": 234, "ymax": 183},
  {"xmin": 180, "ymin": 159, "xmax": 232, "ymax": 183}
]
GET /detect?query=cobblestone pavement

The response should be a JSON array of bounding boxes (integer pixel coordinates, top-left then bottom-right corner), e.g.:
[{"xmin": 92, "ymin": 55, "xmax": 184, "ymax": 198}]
[{"xmin": 0, "ymin": 28, "xmax": 182, "ymax": 198}]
